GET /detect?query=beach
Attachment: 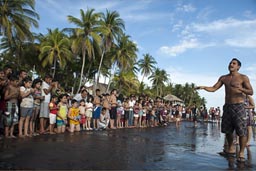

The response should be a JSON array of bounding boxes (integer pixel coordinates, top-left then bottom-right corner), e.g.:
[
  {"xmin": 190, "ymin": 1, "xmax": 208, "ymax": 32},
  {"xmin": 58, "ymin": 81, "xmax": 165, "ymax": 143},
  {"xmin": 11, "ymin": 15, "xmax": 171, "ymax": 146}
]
[{"xmin": 0, "ymin": 121, "xmax": 255, "ymax": 170}]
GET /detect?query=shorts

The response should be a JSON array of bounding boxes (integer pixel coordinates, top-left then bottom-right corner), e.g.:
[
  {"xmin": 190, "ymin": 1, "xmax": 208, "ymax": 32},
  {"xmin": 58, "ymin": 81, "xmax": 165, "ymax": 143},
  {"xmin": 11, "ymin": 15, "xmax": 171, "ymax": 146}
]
[
  {"xmin": 93, "ymin": 106, "xmax": 101, "ymax": 119},
  {"xmin": 20, "ymin": 107, "xmax": 33, "ymax": 117},
  {"xmin": 56, "ymin": 119, "xmax": 66, "ymax": 127},
  {"xmin": 3, "ymin": 102, "xmax": 19, "ymax": 126},
  {"xmin": 80, "ymin": 115, "xmax": 86, "ymax": 124},
  {"xmin": 221, "ymin": 103, "xmax": 247, "ymax": 137},
  {"xmin": 193, "ymin": 114, "xmax": 197, "ymax": 122},
  {"xmin": 134, "ymin": 114, "xmax": 139, "ymax": 118},
  {"xmin": 124, "ymin": 111, "xmax": 129, "ymax": 120},
  {"xmin": 40, "ymin": 102, "xmax": 49, "ymax": 118},
  {"xmin": 86, "ymin": 110, "xmax": 92, "ymax": 118},
  {"xmin": 49, "ymin": 113, "xmax": 57, "ymax": 124},
  {"xmin": 110, "ymin": 106, "xmax": 117, "ymax": 120}
]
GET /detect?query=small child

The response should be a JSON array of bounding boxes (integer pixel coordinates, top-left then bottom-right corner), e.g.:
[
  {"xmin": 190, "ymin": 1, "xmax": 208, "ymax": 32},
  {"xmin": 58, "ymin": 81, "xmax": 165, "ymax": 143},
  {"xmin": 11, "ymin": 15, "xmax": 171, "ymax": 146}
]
[
  {"xmin": 68, "ymin": 99, "xmax": 80, "ymax": 133},
  {"xmin": 31, "ymin": 78, "xmax": 44, "ymax": 136},
  {"xmin": 98, "ymin": 107, "xmax": 109, "ymax": 130},
  {"xmin": 19, "ymin": 76, "xmax": 34, "ymax": 137},
  {"xmin": 56, "ymin": 94, "xmax": 68, "ymax": 133},
  {"xmin": 116, "ymin": 100, "xmax": 123, "ymax": 128},
  {"xmin": 175, "ymin": 109, "xmax": 181, "ymax": 127},
  {"xmin": 49, "ymin": 95, "xmax": 58, "ymax": 134},
  {"xmin": 79, "ymin": 99, "xmax": 86, "ymax": 130},
  {"xmin": 85, "ymin": 96, "xmax": 93, "ymax": 130}
]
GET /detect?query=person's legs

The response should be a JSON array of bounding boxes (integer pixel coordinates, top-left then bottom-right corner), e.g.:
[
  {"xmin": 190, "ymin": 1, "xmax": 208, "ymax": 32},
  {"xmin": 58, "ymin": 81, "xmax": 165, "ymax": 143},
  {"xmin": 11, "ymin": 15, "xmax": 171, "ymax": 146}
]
[
  {"xmin": 226, "ymin": 133, "xmax": 236, "ymax": 153},
  {"xmin": 19, "ymin": 117, "xmax": 25, "ymax": 137},
  {"xmin": 24, "ymin": 116, "xmax": 31, "ymax": 136},
  {"xmin": 75, "ymin": 124, "xmax": 80, "ymax": 132},
  {"xmin": 238, "ymin": 136, "xmax": 247, "ymax": 159},
  {"xmin": 69, "ymin": 124, "xmax": 74, "ymax": 132},
  {"xmin": 246, "ymin": 126, "xmax": 252, "ymax": 146}
]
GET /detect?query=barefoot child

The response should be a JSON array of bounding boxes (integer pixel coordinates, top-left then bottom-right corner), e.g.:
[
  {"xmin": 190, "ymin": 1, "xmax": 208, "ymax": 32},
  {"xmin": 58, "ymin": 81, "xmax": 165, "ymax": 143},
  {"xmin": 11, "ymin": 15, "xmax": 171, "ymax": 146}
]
[
  {"xmin": 68, "ymin": 99, "xmax": 80, "ymax": 133},
  {"xmin": 30, "ymin": 79, "xmax": 44, "ymax": 136},
  {"xmin": 56, "ymin": 94, "xmax": 68, "ymax": 133},
  {"xmin": 85, "ymin": 96, "xmax": 93, "ymax": 130},
  {"xmin": 49, "ymin": 95, "xmax": 58, "ymax": 134},
  {"xmin": 98, "ymin": 107, "xmax": 109, "ymax": 130},
  {"xmin": 19, "ymin": 77, "xmax": 34, "ymax": 137},
  {"xmin": 79, "ymin": 99, "xmax": 86, "ymax": 130},
  {"xmin": 4, "ymin": 75, "xmax": 19, "ymax": 138}
]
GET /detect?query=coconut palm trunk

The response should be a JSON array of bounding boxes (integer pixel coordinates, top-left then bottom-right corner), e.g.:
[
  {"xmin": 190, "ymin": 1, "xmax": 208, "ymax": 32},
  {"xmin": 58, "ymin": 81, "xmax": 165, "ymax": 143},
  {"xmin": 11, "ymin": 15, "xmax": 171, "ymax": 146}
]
[
  {"xmin": 77, "ymin": 50, "xmax": 86, "ymax": 94},
  {"xmin": 106, "ymin": 63, "xmax": 117, "ymax": 93}
]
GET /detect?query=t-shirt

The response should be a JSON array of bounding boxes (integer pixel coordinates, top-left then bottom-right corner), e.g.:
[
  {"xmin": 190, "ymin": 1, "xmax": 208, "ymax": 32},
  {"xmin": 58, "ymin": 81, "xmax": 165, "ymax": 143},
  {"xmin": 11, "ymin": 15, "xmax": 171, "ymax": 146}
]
[
  {"xmin": 41, "ymin": 81, "xmax": 50, "ymax": 103},
  {"xmin": 69, "ymin": 107, "xmax": 80, "ymax": 125},
  {"xmin": 49, "ymin": 102, "xmax": 58, "ymax": 114},
  {"xmin": 57, "ymin": 104, "xmax": 68, "ymax": 120},
  {"xmin": 20, "ymin": 86, "xmax": 34, "ymax": 108},
  {"xmin": 86, "ymin": 102, "xmax": 93, "ymax": 111}
]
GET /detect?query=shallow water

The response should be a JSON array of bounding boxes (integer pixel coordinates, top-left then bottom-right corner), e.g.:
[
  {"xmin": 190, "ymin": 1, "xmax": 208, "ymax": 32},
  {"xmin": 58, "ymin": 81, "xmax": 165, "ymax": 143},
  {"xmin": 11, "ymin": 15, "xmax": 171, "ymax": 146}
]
[{"xmin": 0, "ymin": 121, "xmax": 255, "ymax": 170}]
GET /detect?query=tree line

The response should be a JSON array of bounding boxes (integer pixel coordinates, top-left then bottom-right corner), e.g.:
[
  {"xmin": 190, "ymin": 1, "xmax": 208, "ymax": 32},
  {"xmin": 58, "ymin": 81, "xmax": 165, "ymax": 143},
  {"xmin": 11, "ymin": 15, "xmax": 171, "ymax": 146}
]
[{"xmin": 0, "ymin": 0, "xmax": 206, "ymax": 107}]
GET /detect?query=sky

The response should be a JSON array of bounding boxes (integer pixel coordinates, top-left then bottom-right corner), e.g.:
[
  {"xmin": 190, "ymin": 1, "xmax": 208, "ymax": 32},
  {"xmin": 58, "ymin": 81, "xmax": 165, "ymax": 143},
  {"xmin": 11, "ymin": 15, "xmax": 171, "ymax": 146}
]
[{"xmin": 33, "ymin": 0, "xmax": 256, "ymax": 110}]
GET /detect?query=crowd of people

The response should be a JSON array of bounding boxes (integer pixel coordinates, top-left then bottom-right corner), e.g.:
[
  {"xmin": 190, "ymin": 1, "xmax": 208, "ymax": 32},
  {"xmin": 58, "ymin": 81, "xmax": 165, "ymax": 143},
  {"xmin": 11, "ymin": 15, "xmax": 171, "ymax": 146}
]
[{"xmin": 0, "ymin": 65, "xmax": 227, "ymax": 139}]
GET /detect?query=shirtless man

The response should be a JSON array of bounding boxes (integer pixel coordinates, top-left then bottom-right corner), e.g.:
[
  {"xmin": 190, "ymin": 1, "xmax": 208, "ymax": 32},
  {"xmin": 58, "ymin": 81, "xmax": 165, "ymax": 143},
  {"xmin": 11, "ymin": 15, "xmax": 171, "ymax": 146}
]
[
  {"xmin": 109, "ymin": 89, "xmax": 118, "ymax": 129},
  {"xmin": 196, "ymin": 58, "xmax": 253, "ymax": 163},
  {"xmin": 4, "ymin": 75, "xmax": 19, "ymax": 138},
  {"xmin": 93, "ymin": 89, "xmax": 102, "ymax": 130}
]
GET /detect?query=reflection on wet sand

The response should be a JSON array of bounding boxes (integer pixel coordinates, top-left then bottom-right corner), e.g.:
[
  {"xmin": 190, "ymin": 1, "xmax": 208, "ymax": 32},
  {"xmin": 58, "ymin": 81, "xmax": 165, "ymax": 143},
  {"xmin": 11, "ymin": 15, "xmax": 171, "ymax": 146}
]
[{"xmin": 0, "ymin": 121, "xmax": 255, "ymax": 170}]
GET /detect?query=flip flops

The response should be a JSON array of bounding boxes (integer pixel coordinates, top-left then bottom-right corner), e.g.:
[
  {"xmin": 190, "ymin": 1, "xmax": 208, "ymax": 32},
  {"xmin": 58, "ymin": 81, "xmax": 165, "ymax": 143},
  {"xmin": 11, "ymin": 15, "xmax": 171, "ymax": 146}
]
[
  {"xmin": 237, "ymin": 157, "xmax": 245, "ymax": 163},
  {"xmin": 218, "ymin": 151, "xmax": 236, "ymax": 158}
]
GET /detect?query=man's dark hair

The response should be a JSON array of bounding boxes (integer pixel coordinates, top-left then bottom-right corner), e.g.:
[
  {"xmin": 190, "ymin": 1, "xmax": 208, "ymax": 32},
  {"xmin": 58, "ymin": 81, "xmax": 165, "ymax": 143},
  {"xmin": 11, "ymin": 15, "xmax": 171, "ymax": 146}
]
[
  {"xmin": 9, "ymin": 75, "xmax": 19, "ymax": 81},
  {"xmin": 232, "ymin": 58, "xmax": 241, "ymax": 67},
  {"xmin": 44, "ymin": 74, "xmax": 53, "ymax": 79}
]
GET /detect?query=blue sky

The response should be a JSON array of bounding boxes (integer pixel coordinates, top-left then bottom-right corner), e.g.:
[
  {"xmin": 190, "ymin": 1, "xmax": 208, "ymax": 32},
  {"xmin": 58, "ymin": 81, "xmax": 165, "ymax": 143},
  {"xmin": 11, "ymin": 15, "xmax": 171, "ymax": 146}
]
[{"xmin": 34, "ymin": 0, "xmax": 256, "ymax": 109}]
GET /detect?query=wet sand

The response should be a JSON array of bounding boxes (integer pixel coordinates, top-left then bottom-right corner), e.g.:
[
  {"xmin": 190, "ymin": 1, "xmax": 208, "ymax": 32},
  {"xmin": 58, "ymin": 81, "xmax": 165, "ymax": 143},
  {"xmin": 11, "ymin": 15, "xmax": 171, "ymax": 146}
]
[{"xmin": 0, "ymin": 121, "xmax": 255, "ymax": 170}]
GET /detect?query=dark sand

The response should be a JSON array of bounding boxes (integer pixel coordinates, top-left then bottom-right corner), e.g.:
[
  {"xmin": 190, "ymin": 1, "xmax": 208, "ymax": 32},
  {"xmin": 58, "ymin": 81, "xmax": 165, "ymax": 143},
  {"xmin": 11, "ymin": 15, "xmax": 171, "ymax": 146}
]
[{"xmin": 0, "ymin": 121, "xmax": 255, "ymax": 170}]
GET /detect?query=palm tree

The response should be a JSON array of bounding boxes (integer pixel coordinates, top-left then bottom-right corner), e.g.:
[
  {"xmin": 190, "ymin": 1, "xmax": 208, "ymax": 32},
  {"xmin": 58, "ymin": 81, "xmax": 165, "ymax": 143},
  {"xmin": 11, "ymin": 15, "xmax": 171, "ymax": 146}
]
[
  {"xmin": 0, "ymin": 0, "xmax": 39, "ymax": 55},
  {"xmin": 106, "ymin": 34, "xmax": 138, "ymax": 92},
  {"xmin": 112, "ymin": 70, "xmax": 140, "ymax": 95},
  {"xmin": 149, "ymin": 68, "xmax": 169, "ymax": 97},
  {"xmin": 38, "ymin": 28, "xmax": 73, "ymax": 78},
  {"xmin": 138, "ymin": 53, "xmax": 157, "ymax": 84},
  {"xmin": 67, "ymin": 8, "xmax": 103, "ymax": 91},
  {"xmin": 96, "ymin": 10, "xmax": 125, "ymax": 86}
]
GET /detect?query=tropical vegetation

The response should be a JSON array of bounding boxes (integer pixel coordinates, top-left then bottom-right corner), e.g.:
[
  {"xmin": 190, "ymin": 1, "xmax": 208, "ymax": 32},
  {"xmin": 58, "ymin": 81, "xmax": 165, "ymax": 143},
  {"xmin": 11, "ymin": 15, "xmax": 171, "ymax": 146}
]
[{"xmin": 0, "ymin": 0, "xmax": 206, "ymax": 107}]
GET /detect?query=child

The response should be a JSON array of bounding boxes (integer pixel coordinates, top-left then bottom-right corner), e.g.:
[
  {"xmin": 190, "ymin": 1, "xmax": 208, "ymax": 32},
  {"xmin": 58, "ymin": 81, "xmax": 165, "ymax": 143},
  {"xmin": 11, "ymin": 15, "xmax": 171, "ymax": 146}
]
[
  {"xmin": 30, "ymin": 78, "xmax": 44, "ymax": 136},
  {"xmin": 175, "ymin": 108, "xmax": 181, "ymax": 127},
  {"xmin": 116, "ymin": 100, "xmax": 123, "ymax": 128},
  {"xmin": 49, "ymin": 95, "xmax": 58, "ymax": 134},
  {"xmin": 79, "ymin": 99, "xmax": 86, "ymax": 130},
  {"xmin": 4, "ymin": 75, "xmax": 19, "ymax": 138},
  {"xmin": 123, "ymin": 98, "xmax": 130, "ymax": 128},
  {"xmin": 68, "ymin": 99, "xmax": 80, "ymax": 133},
  {"xmin": 141, "ymin": 107, "xmax": 147, "ymax": 128},
  {"xmin": 85, "ymin": 96, "xmax": 93, "ymax": 130},
  {"xmin": 56, "ymin": 94, "xmax": 68, "ymax": 133},
  {"xmin": 133, "ymin": 101, "xmax": 140, "ymax": 127},
  {"xmin": 19, "ymin": 77, "xmax": 34, "ymax": 137},
  {"xmin": 98, "ymin": 107, "xmax": 109, "ymax": 130}
]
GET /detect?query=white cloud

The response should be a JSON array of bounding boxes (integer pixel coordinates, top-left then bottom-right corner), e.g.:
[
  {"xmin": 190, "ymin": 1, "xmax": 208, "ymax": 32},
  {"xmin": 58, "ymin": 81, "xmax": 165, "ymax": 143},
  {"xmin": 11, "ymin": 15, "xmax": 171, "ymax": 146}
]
[
  {"xmin": 166, "ymin": 17, "xmax": 256, "ymax": 57},
  {"xmin": 192, "ymin": 18, "xmax": 256, "ymax": 32},
  {"xmin": 177, "ymin": 4, "xmax": 196, "ymax": 13},
  {"xmin": 159, "ymin": 38, "xmax": 215, "ymax": 57},
  {"xmin": 225, "ymin": 37, "xmax": 256, "ymax": 48}
]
